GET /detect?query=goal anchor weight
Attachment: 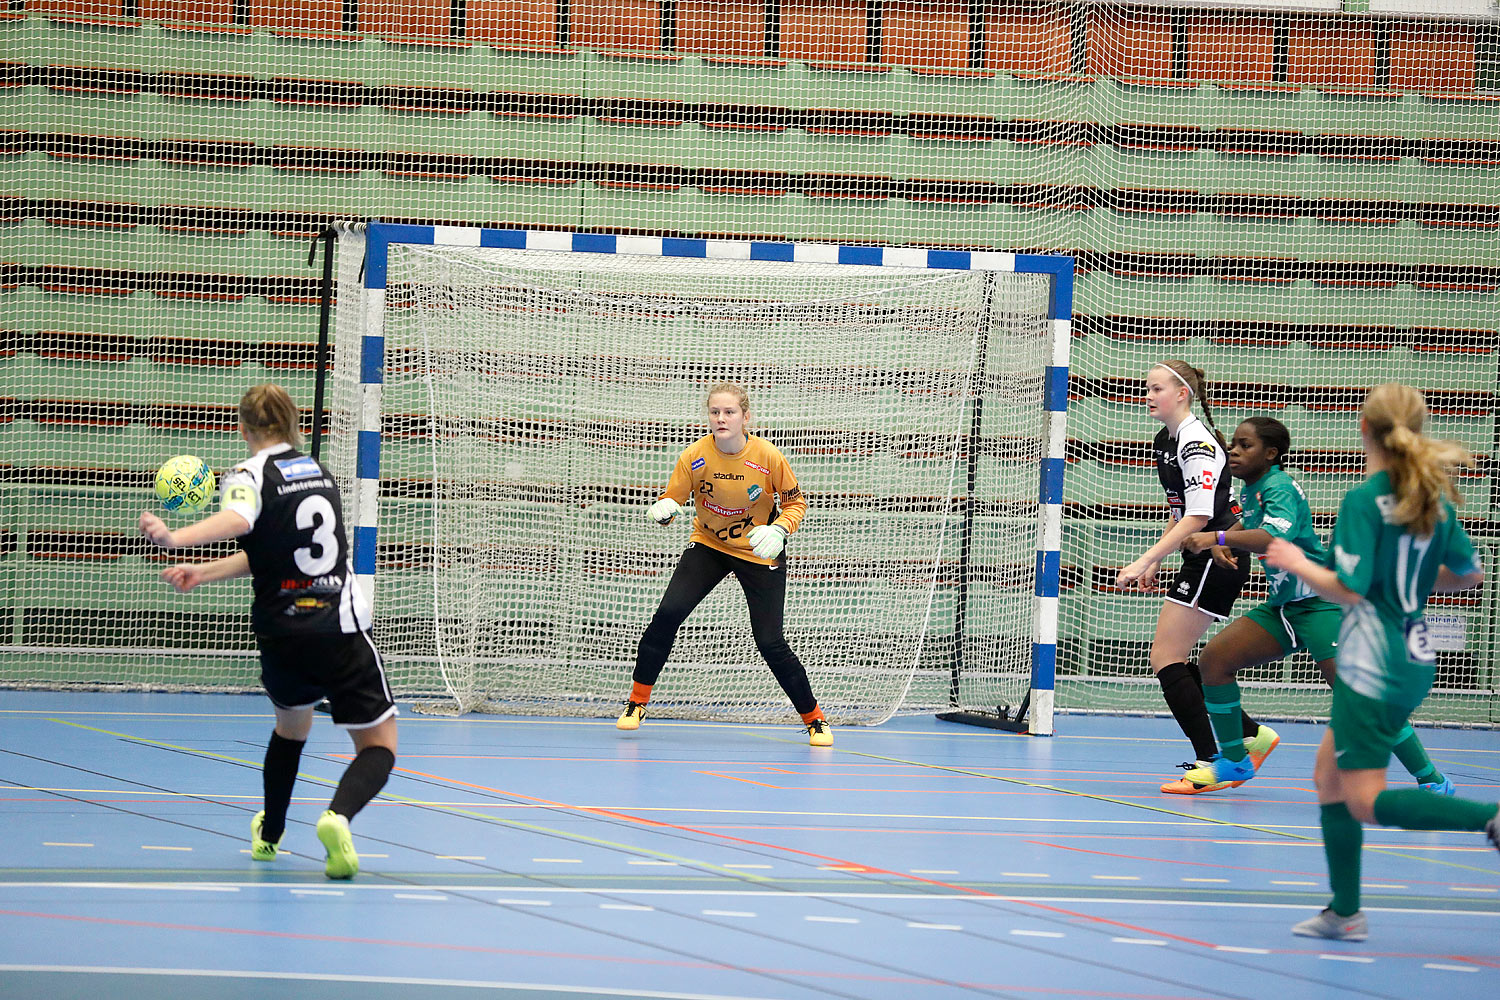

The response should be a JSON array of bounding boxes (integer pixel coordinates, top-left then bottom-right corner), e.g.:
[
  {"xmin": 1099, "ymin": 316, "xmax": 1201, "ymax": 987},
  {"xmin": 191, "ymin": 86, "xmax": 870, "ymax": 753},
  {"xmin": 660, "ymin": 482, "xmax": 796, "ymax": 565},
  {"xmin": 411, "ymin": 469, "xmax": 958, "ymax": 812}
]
[{"xmin": 936, "ymin": 691, "xmax": 1031, "ymax": 734}]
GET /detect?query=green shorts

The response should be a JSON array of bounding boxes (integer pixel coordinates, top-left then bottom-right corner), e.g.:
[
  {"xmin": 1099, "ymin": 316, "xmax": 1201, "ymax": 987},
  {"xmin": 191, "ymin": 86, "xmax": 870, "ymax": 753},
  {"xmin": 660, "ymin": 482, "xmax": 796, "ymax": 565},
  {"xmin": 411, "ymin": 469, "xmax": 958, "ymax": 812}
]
[
  {"xmin": 1240, "ymin": 597, "xmax": 1342, "ymax": 663},
  {"xmin": 1330, "ymin": 678, "xmax": 1413, "ymax": 771}
]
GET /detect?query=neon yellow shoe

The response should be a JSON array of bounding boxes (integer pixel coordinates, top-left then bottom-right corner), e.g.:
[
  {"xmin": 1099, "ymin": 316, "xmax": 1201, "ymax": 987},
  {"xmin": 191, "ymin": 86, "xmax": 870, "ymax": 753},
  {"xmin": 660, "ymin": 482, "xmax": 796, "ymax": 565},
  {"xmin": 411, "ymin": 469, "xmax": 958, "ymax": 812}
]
[
  {"xmin": 1245, "ymin": 724, "xmax": 1280, "ymax": 772},
  {"xmin": 316, "ymin": 810, "xmax": 359, "ymax": 880},
  {"xmin": 616, "ymin": 700, "xmax": 646, "ymax": 731},
  {"xmin": 806, "ymin": 718, "xmax": 833, "ymax": 747},
  {"xmin": 249, "ymin": 809, "xmax": 280, "ymax": 861}
]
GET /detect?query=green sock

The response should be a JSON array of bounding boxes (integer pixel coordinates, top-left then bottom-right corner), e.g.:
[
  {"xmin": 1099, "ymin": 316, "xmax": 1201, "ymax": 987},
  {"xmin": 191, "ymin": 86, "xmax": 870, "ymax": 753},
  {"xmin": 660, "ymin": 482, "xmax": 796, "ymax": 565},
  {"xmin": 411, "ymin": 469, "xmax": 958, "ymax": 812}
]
[
  {"xmin": 1203, "ymin": 681, "xmax": 1248, "ymax": 762},
  {"xmin": 1320, "ymin": 802, "xmax": 1363, "ymax": 917},
  {"xmin": 1373, "ymin": 789, "xmax": 1499, "ymax": 831},
  {"xmin": 1391, "ymin": 725, "xmax": 1440, "ymax": 784}
]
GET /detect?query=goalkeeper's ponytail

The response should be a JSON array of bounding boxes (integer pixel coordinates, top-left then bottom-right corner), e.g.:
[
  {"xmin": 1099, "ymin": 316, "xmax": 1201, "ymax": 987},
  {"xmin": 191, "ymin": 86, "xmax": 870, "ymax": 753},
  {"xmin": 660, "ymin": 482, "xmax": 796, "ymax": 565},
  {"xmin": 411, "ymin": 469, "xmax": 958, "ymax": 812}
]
[{"xmin": 240, "ymin": 383, "xmax": 304, "ymax": 448}]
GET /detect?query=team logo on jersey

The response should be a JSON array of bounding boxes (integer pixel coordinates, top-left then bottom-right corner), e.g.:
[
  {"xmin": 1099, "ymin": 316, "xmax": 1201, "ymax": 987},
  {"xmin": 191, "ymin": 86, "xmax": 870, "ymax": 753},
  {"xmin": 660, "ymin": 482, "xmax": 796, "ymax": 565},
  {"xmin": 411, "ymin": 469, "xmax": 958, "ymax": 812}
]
[
  {"xmin": 691, "ymin": 457, "xmax": 706, "ymax": 471},
  {"xmin": 747, "ymin": 484, "xmax": 762, "ymax": 502},
  {"xmin": 275, "ymin": 456, "xmax": 322, "ymax": 481},
  {"xmin": 744, "ymin": 460, "xmax": 770, "ymax": 474}
]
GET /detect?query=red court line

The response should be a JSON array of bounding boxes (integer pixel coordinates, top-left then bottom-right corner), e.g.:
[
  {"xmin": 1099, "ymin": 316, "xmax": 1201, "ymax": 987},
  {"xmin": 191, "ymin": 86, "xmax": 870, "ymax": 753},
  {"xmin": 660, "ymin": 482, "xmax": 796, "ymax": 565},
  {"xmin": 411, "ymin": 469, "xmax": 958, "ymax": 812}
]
[{"xmin": 394, "ymin": 765, "xmax": 1225, "ymax": 948}]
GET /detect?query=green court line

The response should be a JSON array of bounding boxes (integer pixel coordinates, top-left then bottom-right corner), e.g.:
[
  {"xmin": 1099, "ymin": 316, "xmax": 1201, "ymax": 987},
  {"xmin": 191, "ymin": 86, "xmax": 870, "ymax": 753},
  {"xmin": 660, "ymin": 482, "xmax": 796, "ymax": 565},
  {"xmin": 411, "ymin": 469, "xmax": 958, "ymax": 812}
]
[{"xmin": 46, "ymin": 718, "xmax": 770, "ymax": 882}]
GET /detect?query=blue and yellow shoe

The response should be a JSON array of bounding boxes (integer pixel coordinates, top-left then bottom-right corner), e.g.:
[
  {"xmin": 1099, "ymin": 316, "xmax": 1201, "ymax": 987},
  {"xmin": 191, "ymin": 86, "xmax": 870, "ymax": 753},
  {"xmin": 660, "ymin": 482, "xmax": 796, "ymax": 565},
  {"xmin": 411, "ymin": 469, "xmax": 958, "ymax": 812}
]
[
  {"xmin": 1419, "ymin": 775, "xmax": 1457, "ymax": 796},
  {"xmin": 1182, "ymin": 754, "xmax": 1255, "ymax": 788},
  {"xmin": 316, "ymin": 810, "xmax": 359, "ymax": 880},
  {"xmin": 249, "ymin": 809, "xmax": 280, "ymax": 862},
  {"xmin": 1161, "ymin": 761, "xmax": 1232, "ymax": 794}
]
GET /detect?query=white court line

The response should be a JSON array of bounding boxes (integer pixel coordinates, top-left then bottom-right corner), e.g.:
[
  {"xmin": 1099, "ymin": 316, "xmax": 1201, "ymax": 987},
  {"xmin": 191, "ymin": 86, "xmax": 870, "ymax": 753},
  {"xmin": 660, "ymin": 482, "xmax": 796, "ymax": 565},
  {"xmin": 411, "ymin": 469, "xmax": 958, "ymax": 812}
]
[
  {"xmin": 1424, "ymin": 963, "xmax": 1479, "ymax": 973},
  {"xmin": 495, "ymin": 899, "xmax": 551, "ymax": 906},
  {"xmin": 1182, "ymin": 878, "xmax": 1229, "ymax": 884},
  {"xmin": 600, "ymin": 904, "xmax": 654, "ymax": 912},
  {"xmin": 6, "ymin": 883, "xmax": 1499, "ymax": 920},
  {"xmin": 702, "ymin": 910, "xmax": 756, "ymax": 918},
  {"xmin": 43, "ymin": 843, "xmax": 93, "ymax": 848},
  {"xmin": 723, "ymin": 864, "xmax": 771, "ymax": 870},
  {"xmin": 1001, "ymin": 872, "xmax": 1050, "ymax": 878},
  {"xmin": 628, "ymin": 860, "xmax": 679, "ymax": 866},
  {"xmin": 1362, "ymin": 883, "xmax": 1407, "ymax": 889},
  {"xmin": 435, "ymin": 855, "xmax": 485, "ymax": 861},
  {"xmin": 289, "ymin": 889, "xmax": 343, "ymax": 896},
  {"xmin": 908, "ymin": 923, "xmax": 962, "ymax": 930},
  {"xmin": 1450, "ymin": 886, "xmax": 1497, "ymax": 893},
  {"xmin": 1217, "ymin": 946, "xmax": 1270, "ymax": 954},
  {"xmin": 1271, "ymin": 880, "xmax": 1317, "ymax": 886},
  {"xmin": 1112, "ymin": 938, "xmax": 1167, "ymax": 946},
  {"xmin": 393, "ymin": 893, "xmax": 446, "ymax": 901},
  {"xmin": 1319, "ymin": 955, "xmax": 1374, "ymax": 964},
  {"xmin": 1010, "ymin": 930, "xmax": 1064, "ymax": 939},
  {"xmin": 1091, "ymin": 875, "xmax": 1139, "ymax": 881},
  {"xmin": 805, "ymin": 916, "xmax": 858, "ymax": 924},
  {"xmin": 533, "ymin": 858, "xmax": 582, "ymax": 863},
  {"xmin": 140, "ymin": 845, "xmax": 191, "ymax": 852},
  {"xmin": 0, "ymin": 966, "xmax": 778, "ymax": 999},
  {"xmin": 910, "ymin": 870, "xmax": 959, "ymax": 875}
]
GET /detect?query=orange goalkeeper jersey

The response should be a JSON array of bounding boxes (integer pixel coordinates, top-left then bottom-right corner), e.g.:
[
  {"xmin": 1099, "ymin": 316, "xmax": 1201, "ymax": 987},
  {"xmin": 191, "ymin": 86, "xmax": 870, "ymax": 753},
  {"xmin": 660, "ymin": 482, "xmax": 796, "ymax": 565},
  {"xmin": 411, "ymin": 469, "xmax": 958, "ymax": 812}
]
[{"xmin": 659, "ymin": 433, "xmax": 807, "ymax": 566}]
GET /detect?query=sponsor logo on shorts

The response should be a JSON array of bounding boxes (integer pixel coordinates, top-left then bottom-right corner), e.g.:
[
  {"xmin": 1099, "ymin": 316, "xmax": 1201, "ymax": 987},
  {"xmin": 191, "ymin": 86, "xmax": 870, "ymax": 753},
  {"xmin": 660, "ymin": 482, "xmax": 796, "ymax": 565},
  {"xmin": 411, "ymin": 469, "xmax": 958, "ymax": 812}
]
[
  {"xmin": 691, "ymin": 457, "xmax": 705, "ymax": 471},
  {"xmin": 744, "ymin": 460, "xmax": 770, "ymax": 474},
  {"xmin": 1177, "ymin": 581, "xmax": 1191, "ymax": 594}
]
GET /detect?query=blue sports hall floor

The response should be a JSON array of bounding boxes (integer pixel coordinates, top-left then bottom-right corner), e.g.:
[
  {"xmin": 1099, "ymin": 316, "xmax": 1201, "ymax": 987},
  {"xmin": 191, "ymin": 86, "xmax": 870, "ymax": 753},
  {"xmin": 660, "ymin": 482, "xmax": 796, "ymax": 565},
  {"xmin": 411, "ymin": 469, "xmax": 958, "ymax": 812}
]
[{"xmin": 0, "ymin": 691, "xmax": 1496, "ymax": 1000}]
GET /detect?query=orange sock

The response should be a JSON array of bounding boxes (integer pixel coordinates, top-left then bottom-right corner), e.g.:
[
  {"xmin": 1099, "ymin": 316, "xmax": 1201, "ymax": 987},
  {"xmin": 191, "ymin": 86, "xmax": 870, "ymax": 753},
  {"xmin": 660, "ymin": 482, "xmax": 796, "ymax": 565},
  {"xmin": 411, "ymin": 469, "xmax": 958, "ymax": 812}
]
[
  {"xmin": 630, "ymin": 681, "xmax": 653, "ymax": 704},
  {"xmin": 799, "ymin": 706, "xmax": 825, "ymax": 725}
]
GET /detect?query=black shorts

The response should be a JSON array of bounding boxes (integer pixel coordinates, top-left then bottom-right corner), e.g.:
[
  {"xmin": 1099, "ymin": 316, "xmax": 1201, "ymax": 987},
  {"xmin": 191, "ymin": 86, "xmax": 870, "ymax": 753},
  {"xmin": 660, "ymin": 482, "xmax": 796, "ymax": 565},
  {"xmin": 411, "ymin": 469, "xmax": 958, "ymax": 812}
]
[
  {"xmin": 257, "ymin": 630, "xmax": 397, "ymax": 729},
  {"xmin": 1163, "ymin": 549, "xmax": 1250, "ymax": 621}
]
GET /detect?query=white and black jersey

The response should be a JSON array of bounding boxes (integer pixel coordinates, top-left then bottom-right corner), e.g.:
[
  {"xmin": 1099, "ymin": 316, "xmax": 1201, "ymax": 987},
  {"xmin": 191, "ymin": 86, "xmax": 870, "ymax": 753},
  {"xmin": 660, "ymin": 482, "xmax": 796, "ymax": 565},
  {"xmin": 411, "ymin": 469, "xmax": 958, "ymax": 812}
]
[
  {"xmin": 1153, "ymin": 415, "xmax": 1241, "ymax": 532},
  {"xmin": 220, "ymin": 443, "xmax": 372, "ymax": 638}
]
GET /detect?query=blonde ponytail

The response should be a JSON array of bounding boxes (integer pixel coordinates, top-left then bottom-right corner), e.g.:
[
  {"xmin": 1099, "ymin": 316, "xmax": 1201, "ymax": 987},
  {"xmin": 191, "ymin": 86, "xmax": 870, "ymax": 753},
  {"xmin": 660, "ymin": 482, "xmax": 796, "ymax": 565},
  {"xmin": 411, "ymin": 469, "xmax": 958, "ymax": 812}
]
[{"xmin": 1363, "ymin": 383, "xmax": 1472, "ymax": 537}]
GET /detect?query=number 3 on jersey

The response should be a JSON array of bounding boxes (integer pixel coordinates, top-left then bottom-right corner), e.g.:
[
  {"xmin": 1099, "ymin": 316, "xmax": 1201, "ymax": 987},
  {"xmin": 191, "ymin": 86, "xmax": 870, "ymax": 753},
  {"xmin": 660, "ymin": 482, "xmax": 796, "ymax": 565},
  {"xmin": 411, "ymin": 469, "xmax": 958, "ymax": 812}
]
[{"xmin": 295, "ymin": 494, "xmax": 339, "ymax": 576}]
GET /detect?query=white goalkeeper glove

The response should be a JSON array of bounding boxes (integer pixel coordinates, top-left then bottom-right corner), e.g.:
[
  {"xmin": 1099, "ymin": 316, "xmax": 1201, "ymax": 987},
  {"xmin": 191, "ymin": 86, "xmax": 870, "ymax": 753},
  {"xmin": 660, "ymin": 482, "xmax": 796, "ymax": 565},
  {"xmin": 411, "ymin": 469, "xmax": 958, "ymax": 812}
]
[
  {"xmin": 747, "ymin": 524, "xmax": 788, "ymax": 559},
  {"xmin": 649, "ymin": 497, "xmax": 680, "ymax": 525}
]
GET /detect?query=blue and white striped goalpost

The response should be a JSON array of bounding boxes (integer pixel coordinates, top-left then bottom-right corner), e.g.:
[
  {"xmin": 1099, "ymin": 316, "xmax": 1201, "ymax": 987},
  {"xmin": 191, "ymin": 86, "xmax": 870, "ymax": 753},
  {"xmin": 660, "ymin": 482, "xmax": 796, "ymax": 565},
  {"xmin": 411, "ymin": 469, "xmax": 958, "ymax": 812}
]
[{"xmin": 344, "ymin": 223, "xmax": 1071, "ymax": 734}]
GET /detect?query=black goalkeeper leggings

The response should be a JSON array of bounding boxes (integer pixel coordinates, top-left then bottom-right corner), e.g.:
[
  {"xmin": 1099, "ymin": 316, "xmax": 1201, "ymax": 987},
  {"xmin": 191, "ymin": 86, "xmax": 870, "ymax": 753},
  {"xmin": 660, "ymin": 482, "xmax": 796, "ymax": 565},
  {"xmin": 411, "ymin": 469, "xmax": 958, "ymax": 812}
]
[{"xmin": 634, "ymin": 542, "xmax": 818, "ymax": 714}]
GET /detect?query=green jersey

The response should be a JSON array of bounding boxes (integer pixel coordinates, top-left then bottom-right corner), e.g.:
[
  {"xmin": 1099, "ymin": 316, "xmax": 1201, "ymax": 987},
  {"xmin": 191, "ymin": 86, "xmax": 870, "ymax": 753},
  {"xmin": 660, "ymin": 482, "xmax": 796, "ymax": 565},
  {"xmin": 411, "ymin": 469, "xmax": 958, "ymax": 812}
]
[
  {"xmin": 1239, "ymin": 465, "xmax": 1323, "ymax": 607},
  {"xmin": 1328, "ymin": 470, "xmax": 1482, "ymax": 708}
]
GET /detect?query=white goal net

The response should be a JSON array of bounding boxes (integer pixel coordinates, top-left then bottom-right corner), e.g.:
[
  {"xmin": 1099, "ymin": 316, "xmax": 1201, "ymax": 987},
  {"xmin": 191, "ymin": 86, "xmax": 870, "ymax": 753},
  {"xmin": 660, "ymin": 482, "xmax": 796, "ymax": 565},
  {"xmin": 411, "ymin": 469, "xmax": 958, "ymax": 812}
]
[{"xmin": 328, "ymin": 230, "xmax": 1055, "ymax": 724}]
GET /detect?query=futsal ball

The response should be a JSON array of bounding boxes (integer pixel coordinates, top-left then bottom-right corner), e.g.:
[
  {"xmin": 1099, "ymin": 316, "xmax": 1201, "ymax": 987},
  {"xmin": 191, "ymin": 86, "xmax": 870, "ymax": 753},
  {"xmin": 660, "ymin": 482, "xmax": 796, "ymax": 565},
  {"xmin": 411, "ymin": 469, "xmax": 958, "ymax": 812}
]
[{"xmin": 155, "ymin": 455, "xmax": 216, "ymax": 513}]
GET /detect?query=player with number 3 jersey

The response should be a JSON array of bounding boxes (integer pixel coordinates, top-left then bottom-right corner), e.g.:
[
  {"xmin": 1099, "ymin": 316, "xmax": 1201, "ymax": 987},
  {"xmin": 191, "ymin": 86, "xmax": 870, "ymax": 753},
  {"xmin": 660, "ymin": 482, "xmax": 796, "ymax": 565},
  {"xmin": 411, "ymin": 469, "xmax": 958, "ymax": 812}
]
[{"xmin": 139, "ymin": 383, "xmax": 396, "ymax": 880}]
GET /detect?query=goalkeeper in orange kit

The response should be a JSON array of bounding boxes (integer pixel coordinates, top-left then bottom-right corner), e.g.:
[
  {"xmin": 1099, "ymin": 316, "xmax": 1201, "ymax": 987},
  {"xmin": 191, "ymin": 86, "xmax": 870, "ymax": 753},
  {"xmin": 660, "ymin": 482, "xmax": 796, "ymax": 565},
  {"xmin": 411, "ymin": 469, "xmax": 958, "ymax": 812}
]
[{"xmin": 617, "ymin": 381, "xmax": 831, "ymax": 746}]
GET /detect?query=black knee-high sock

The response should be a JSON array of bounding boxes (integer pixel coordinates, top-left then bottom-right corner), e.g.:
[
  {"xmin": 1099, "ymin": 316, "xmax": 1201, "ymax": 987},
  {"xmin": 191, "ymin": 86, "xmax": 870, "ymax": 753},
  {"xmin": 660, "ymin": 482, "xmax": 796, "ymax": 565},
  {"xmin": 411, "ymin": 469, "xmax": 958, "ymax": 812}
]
[
  {"xmin": 1190, "ymin": 660, "xmax": 1260, "ymax": 741},
  {"xmin": 261, "ymin": 732, "xmax": 305, "ymax": 844},
  {"xmin": 328, "ymin": 746, "xmax": 395, "ymax": 823},
  {"xmin": 1157, "ymin": 662, "xmax": 1218, "ymax": 761}
]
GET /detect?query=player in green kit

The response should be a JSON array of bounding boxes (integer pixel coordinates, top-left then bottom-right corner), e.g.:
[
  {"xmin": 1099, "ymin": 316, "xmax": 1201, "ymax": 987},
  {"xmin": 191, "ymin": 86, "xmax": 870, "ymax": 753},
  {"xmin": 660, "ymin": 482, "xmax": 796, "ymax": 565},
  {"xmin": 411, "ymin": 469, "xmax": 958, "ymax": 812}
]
[
  {"xmin": 1264, "ymin": 384, "xmax": 1499, "ymax": 941},
  {"xmin": 1179, "ymin": 417, "xmax": 1452, "ymax": 793}
]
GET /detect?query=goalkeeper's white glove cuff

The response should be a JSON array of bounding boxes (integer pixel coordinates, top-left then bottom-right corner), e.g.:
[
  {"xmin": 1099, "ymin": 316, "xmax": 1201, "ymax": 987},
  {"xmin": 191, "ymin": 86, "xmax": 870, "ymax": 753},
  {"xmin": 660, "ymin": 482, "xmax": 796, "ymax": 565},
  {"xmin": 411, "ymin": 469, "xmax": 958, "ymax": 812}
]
[{"xmin": 649, "ymin": 497, "xmax": 680, "ymax": 525}]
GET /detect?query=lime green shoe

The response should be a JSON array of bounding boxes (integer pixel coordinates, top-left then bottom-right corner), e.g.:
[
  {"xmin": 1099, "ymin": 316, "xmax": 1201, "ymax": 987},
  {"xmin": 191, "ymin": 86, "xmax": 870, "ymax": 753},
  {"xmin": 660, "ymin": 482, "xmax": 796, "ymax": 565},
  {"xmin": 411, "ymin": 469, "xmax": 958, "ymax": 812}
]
[
  {"xmin": 250, "ymin": 810, "xmax": 280, "ymax": 862},
  {"xmin": 316, "ymin": 810, "xmax": 359, "ymax": 880}
]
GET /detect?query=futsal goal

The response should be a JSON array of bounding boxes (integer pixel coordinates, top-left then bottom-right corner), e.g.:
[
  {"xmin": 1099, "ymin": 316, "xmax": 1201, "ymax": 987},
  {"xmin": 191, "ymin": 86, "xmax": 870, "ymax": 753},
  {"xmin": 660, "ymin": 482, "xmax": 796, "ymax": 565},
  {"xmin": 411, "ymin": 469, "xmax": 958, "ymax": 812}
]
[{"xmin": 326, "ymin": 223, "xmax": 1073, "ymax": 732}]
